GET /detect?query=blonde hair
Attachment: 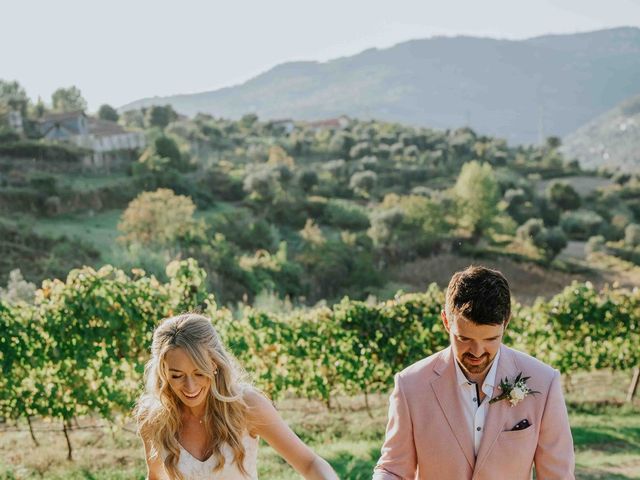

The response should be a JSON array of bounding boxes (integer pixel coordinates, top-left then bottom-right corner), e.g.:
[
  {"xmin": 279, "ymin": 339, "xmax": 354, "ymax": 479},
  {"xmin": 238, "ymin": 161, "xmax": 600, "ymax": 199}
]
[{"xmin": 134, "ymin": 313, "xmax": 251, "ymax": 479}]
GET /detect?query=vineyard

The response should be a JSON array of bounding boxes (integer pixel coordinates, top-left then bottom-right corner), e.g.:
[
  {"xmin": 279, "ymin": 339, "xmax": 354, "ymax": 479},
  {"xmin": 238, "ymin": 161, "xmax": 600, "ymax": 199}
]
[{"xmin": 1, "ymin": 258, "xmax": 639, "ymax": 462}]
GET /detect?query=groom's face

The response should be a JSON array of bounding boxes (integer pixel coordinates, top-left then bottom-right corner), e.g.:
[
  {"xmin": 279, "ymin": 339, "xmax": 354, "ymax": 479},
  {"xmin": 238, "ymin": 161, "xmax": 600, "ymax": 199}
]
[{"xmin": 441, "ymin": 311, "xmax": 506, "ymax": 375}]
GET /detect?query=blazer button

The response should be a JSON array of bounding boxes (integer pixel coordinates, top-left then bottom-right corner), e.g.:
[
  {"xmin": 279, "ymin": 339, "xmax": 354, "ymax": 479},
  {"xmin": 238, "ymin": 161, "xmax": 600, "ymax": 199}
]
[{"xmin": 477, "ymin": 426, "xmax": 482, "ymax": 431}]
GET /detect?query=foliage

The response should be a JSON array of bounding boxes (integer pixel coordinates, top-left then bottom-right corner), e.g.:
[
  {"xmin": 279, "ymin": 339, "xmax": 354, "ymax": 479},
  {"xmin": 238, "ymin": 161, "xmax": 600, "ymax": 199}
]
[
  {"xmin": 1, "ymin": 255, "xmax": 639, "ymax": 436},
  {"xmin": 368, "ymin": 194, "xmax": 448, "ymax": 261},
  {"xmin": 453, "ymin": 161, "xmax": 500, "ymax": 240},
  {"xmin": 0, "ymin": 79, "xmax": 29, "ymax": 116},
  {"xmin": 0, "ymin": 269, "xmax": 36, "ymax": 304},
  {"xmin": 349, "ymin": 170, "xmax": 377, "ymax": 197},
  {"xmin": 117, "ymin": 188, "xmax": 205, "ymax": 249},
  {"xmin": 0, "ymin": 140, "xmax": 87, "ymax": 162},
  {"xmin": 546, "ymin": 180, "xmax": 581, "ymax": 211},
  {"xmin": 51, "ymin": 86, "xmax": 87, "ymax": 112},
  {"xmin": 516, "ymin": 218, "xmax": 568, "ymax": 261},
  {"xmin": 560, "ymin": 209, "xmax": 605, "ymax": 241},
  {"xmin": 97, "ymin": 104, "xmax": 119, "ymax": 122},
  {"xmin": 625, "ymin": 224, "xmax": 640, "ymax": 247},
  {"xmin": 145, "ymin": 104, "xmax": 178, "ymax": 129}
]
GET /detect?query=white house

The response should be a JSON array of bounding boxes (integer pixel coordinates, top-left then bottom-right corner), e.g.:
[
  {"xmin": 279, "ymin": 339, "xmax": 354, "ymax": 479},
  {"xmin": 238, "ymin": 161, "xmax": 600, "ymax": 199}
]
[{"xmin": 38, "ymin": 111, "xmax": 145, "ymax": 169}]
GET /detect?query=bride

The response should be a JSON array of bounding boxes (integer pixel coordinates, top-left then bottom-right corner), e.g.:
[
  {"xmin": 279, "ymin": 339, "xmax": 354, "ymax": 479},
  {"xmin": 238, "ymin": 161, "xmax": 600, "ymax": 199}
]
[{"xmin": 135, "ymin": 313, "xmax": 338, "ymax": 480}]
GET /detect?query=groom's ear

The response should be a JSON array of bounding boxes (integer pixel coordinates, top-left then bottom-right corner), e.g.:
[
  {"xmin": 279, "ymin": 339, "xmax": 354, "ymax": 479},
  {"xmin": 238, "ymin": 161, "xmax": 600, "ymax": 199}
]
[
  {"xmin": 441, "ymin": 310, "xmax": 451, "ymax": 333},
  {"xmin": 503, "ymin": 315, "xmax": 511, "ymax": 332}
]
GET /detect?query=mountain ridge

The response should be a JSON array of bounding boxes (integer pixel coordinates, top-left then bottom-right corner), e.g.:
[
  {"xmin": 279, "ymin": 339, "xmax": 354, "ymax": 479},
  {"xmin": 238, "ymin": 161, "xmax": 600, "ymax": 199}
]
[{"xmin": 121, "ymin": 27, "xmax": 640, "ymax": 145}]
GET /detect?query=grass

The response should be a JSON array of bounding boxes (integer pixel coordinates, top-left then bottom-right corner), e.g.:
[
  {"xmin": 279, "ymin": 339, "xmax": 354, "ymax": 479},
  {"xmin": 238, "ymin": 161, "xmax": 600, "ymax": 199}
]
[
  {"xmin": 1, "ymin": 372, "xmax": 639, "ymax": 479},
  {"xmin": 32, "ymin": 210, "xmax": 123, "ymax": 254},
  {"xmin": 59, "ymin": 174, "xmax": 133, "ymax": 193}
]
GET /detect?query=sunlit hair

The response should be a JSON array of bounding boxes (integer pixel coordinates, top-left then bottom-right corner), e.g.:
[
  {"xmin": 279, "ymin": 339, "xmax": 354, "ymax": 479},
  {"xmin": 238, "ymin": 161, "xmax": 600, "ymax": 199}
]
[
  {"xmin": 445, "ymin": 265, "xmax": 511, "ymax": 326},
  {"xmin": 134, "ymin": 313, "xmax": 251, "ymax": 479}
]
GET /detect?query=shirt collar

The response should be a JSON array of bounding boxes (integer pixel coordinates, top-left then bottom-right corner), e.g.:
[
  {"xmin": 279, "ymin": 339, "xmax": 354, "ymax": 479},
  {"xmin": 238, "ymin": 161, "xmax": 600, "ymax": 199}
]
[{"xmin": 454, "ymin": 349, "xmax": 501, "ymax": 392}]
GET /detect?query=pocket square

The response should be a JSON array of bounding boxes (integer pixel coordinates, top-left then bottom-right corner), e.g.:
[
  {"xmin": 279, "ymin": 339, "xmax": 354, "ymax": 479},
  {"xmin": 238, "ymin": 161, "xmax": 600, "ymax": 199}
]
[{"xmin": 511, "ymin": 419, "xmax": 531, "ymax": 431}]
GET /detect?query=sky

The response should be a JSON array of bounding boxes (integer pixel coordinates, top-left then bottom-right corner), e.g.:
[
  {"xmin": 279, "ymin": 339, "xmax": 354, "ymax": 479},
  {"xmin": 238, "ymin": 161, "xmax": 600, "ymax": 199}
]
[{"xmin": 2, "ymin": 0, "xmax": 640, "ymax": 111}]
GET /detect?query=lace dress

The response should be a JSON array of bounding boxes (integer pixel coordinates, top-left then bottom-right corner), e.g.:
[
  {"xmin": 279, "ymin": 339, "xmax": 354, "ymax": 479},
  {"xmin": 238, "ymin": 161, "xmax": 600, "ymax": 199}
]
[{"xmin": 162, "ymin": 433, "xmax": 259, "ymax": 480}]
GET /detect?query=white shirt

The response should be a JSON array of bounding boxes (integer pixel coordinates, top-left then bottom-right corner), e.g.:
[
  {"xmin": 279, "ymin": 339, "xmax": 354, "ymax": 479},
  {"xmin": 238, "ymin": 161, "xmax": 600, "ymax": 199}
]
[{"xmin": 454, "ymin": 350, "xmax": 501, "ymax": 456}]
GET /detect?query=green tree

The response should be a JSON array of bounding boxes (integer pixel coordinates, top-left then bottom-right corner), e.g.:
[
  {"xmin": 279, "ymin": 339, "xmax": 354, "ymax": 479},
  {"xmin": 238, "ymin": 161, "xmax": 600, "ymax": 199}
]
[
  {"xmin": 547, "ymin": 181, "xmax": 581, "ymax": 211},
  {"xmin": 516, "ymin": 218, "xmax": 567, "ymax": 261},
  {"xmin": 136, "ymin": 135, "xmax": 188, "ymax": 174},
  {"xmin": 97, "ymin": 104, "xmax": 119, "ymax": 122},
  {"xmin": 453, "ymin": 161, "xmax": 500, "ymax": 240},
  {"xmin": 625, "ymin": 224, "xmax": 640, "ymax": 247},
  {"xmin": 349, "ymin": 170, "xmax": 377, "ymax": 197},
  {"xmin": 145, "ymin": 104, "xmax": 178, "ymax": 129},
  {"xmin": 0, "ymin": 79, "xmax": 29, "ymax": 116},
  {"xmin": 51, "ymin": 86, "xmax": 87, "ymax": 112}
]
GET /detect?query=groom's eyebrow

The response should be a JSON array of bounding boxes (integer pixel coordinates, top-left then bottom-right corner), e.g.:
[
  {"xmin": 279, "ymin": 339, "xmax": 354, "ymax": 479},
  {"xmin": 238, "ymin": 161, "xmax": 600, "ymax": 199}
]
[{"xmin": 457, "ymin": 334, "xmax": 501, "ymax": 340}]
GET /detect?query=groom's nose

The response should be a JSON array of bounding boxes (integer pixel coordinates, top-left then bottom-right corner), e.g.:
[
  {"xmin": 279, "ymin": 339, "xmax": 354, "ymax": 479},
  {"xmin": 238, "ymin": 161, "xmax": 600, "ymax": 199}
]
[{"xmin": 469, "ymin": 342, "xmax": 484, "ymax": 356}]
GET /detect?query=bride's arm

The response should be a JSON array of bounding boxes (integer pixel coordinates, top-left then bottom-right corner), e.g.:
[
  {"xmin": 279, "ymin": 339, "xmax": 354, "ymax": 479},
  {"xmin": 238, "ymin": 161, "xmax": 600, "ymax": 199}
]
[
  {"xmin": 140, "ymin": 431, "xmax": 169, "ymax": 480},
  {"xmin": 244, "ymin": 388, "xmax": 339, "ymax": 480}
]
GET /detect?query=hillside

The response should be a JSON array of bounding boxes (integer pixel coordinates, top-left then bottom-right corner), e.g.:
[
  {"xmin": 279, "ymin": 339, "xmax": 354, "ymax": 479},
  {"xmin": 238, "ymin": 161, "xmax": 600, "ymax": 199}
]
[
  {"xmin": 561, "ymin": 93, "xmax": 640, "ymax": 172},
  {"xmin": 121, "ymin": 27, "xmax": 640, "ymax": 145}
]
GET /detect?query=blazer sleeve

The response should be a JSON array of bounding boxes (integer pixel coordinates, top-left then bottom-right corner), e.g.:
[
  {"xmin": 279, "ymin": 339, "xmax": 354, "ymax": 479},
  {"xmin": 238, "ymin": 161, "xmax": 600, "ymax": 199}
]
[
  {"xmin": 534, "ymin": 370, "xmax": 575, "ymax": 480},
  {"xmin": 373, "ymin": 373, "xmax": 417, "ymax": 480}
]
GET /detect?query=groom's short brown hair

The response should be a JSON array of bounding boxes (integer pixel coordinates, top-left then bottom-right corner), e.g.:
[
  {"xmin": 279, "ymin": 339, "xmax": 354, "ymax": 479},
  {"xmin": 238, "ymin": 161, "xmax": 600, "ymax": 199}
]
[{"xmin": 445, "ymin": 265, "xmax": 511, "ymax": 325}]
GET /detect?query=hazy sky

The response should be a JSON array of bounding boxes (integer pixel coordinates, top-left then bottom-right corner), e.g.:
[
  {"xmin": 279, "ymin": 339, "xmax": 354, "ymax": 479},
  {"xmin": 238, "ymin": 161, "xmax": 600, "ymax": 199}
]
[{"xmin": 2, "ymin": 0, "xmax": 640, "ymax": 110}]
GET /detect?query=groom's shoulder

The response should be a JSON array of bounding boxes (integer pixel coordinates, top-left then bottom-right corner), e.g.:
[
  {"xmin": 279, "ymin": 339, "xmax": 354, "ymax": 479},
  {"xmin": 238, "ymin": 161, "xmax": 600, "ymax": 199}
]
[
  {"xmin": 506, "ymin": 346, "xmax": 557, "ymax": 380},
  {"xmin": 397, "ymin": 348, "xmax": 448, "ymax": 382}
]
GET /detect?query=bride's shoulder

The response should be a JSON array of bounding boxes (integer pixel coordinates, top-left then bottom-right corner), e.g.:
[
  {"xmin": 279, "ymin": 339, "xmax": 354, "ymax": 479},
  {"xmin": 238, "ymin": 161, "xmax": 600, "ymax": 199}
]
[
  {"xmin": 240, "ymin": 384, "xmax": 272, "ymax": 410},
  {"xmin": 240, "ymin": 385, "xmax": 277, "ymax": 435}
]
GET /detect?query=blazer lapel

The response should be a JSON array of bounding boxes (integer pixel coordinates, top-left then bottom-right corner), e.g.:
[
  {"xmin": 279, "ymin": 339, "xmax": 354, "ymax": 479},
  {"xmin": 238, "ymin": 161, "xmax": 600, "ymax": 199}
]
[
  {"xmin": 474, "ymin": 345, "xmax": 519, "ymax": 472},
  {"xmin": 431, "ymin": 347, "xmax": 476, "ymax": 470}
]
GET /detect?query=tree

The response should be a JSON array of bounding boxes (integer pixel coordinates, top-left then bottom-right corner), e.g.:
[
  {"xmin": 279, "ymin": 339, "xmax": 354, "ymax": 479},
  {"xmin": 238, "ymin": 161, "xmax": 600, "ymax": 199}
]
[
  {"xmin": 118, "ymin": 188, "xmax": 205, "ymax": 249},
  {"xmin": 240, "ymin": 113, "xmax": 258, "ymax": 128},
  {"xmin": 97, "ymin": 104, "xmax": 119, "ymax": 122},
  {"xmin": 0, "ymin": 79, "xmax": 29, "ymax": 116},
  {"xmin": 136, "ymin": 135, "xmax": 188, "ymax": 174},
  {"xmin": 297, "ymin": 169, "xmax": 319, "ymax": 193},
  {"xmin": 243, "ymin": 164, "xmax": 281, "ymax": 202},
  {"xmin": 0, "ymin": 269, "xmax": 36, "ymax": 304},
  {"xmin": 517, "ymin": 218, "xmax": 567, "ymax": 261},
  {"xmin": 453, "ymin": 161, "xmax": 500, "ymax": 240},
  {"xmin": 145, "ymin": 104, "xmax": 178, "ymax": 129},
  {"xmin": 547, "ymin": 181, "xmax": 581, "ymax": 211},
  {"xmin": 51, "ymin": 86, "xmax": 87, "ymax": 112},
  {"xmin": 349, "ymin": 170, "xmax": 377, "ymax": 197},
  {"xmin": 545, "ymin": 136, "xmax": 562, "ymax": 150},
  {"xmin": 625, "ymin": 224, "xmax": 640, "ymax": 247}
]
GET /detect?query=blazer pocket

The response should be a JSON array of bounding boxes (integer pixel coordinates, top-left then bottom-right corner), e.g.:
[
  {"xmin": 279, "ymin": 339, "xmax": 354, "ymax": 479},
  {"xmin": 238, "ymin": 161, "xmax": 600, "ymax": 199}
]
[{"xmin": 498, "ymin": 425, "xmax": 536, "ymax": 440}]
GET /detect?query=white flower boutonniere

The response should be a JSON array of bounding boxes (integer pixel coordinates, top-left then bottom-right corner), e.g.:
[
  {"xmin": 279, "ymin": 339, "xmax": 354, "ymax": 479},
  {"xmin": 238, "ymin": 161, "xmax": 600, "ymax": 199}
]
[{"xmin": 489, "ymin": 372, "xmax": 540, "ymax": 406}]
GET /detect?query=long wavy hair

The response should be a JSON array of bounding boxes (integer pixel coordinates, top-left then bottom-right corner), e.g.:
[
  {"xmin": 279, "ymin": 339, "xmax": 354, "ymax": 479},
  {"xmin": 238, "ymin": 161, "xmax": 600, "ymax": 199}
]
[{"xmin": 134, "ymin": 313, "xmax": 251, "ymax": 479}]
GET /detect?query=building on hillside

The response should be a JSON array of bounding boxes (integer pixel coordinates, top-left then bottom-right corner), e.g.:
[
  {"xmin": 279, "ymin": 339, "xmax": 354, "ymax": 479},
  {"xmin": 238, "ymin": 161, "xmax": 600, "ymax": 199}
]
[
  {"xmin": 8, "ymin": 110, "xmax": 23, "ymax": 134},
  {"xmin": 38, "ymin": 111, "xmax": 145, "ymax": 170},
  {"xmin": 268, "ymin": 119, "xmax": 295, "ymax": 134},
  {"xmin": 305, "ymin": 115, "xmax": 350, "ymax": 131}
]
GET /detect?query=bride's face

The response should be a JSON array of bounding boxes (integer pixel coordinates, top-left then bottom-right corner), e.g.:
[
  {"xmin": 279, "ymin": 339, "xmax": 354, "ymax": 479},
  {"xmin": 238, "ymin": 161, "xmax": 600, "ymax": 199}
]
[{"xmin": 165, "ymin": 347, "xmax": 213, "ymax": 407}]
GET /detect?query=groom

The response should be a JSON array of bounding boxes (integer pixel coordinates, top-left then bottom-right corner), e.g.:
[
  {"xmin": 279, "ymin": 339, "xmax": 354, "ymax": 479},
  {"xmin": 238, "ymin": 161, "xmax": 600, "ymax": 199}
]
[{"xmin": 373, "ymin": 266, "xmax": 575, "ymax": 479}]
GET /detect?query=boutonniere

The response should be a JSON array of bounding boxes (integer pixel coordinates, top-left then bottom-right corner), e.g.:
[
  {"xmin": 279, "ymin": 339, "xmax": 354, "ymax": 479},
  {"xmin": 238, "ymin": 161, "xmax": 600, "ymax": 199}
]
[{"xmin": 489, "ymin": 372, "xmax": 540, "ymax": 406}]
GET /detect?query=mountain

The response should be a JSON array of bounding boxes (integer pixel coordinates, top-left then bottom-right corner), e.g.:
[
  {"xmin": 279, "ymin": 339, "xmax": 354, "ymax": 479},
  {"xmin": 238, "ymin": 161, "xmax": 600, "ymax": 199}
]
[
  {"xmin": 561, "ymin": 93, "xmax": 640, "ymax": 172},
  {"xmin": 121, "ymin": 27, "xmax": 640, "ymax": 145}
]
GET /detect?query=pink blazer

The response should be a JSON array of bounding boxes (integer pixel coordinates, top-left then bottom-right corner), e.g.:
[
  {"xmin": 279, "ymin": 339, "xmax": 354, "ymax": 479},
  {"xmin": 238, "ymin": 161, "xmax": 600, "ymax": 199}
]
[{"xmin": 373, "ymin": 345, "xmax": 575, "ymax": 480}]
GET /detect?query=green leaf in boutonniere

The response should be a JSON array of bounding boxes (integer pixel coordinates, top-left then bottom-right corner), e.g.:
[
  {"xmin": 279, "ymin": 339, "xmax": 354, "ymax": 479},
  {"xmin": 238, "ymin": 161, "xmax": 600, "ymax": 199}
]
[{"xmin": 489, "ymin": 372, "xmax": 540, "ymax": 406}]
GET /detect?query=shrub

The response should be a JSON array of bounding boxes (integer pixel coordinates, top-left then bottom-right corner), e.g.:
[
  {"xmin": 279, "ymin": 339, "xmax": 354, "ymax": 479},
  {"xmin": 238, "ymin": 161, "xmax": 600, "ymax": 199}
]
[
  {"xmin": 323, "ymin": 200, "xmax": 370, "ymax": 230},
  {"xmin": 625, "ymin": 224, "xmax": 640, "ymax": 247},
  {"xmin": 0, "ymin": 140, "xmax": 87, "ymax": 162},
  {"xmin": 546, "ymin": 180, "xmax": 581, "ymax": 210},
  {"xmin": 560, "ymin": 209, "xmax": 605, "ymax": 241}
]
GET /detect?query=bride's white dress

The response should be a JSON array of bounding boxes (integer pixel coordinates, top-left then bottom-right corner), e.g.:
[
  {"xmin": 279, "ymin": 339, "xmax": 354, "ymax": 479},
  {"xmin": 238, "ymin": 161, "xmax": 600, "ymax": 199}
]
[{"xmin": 163, "ymin": 432, "xmax": 259, "ymax": 479}]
